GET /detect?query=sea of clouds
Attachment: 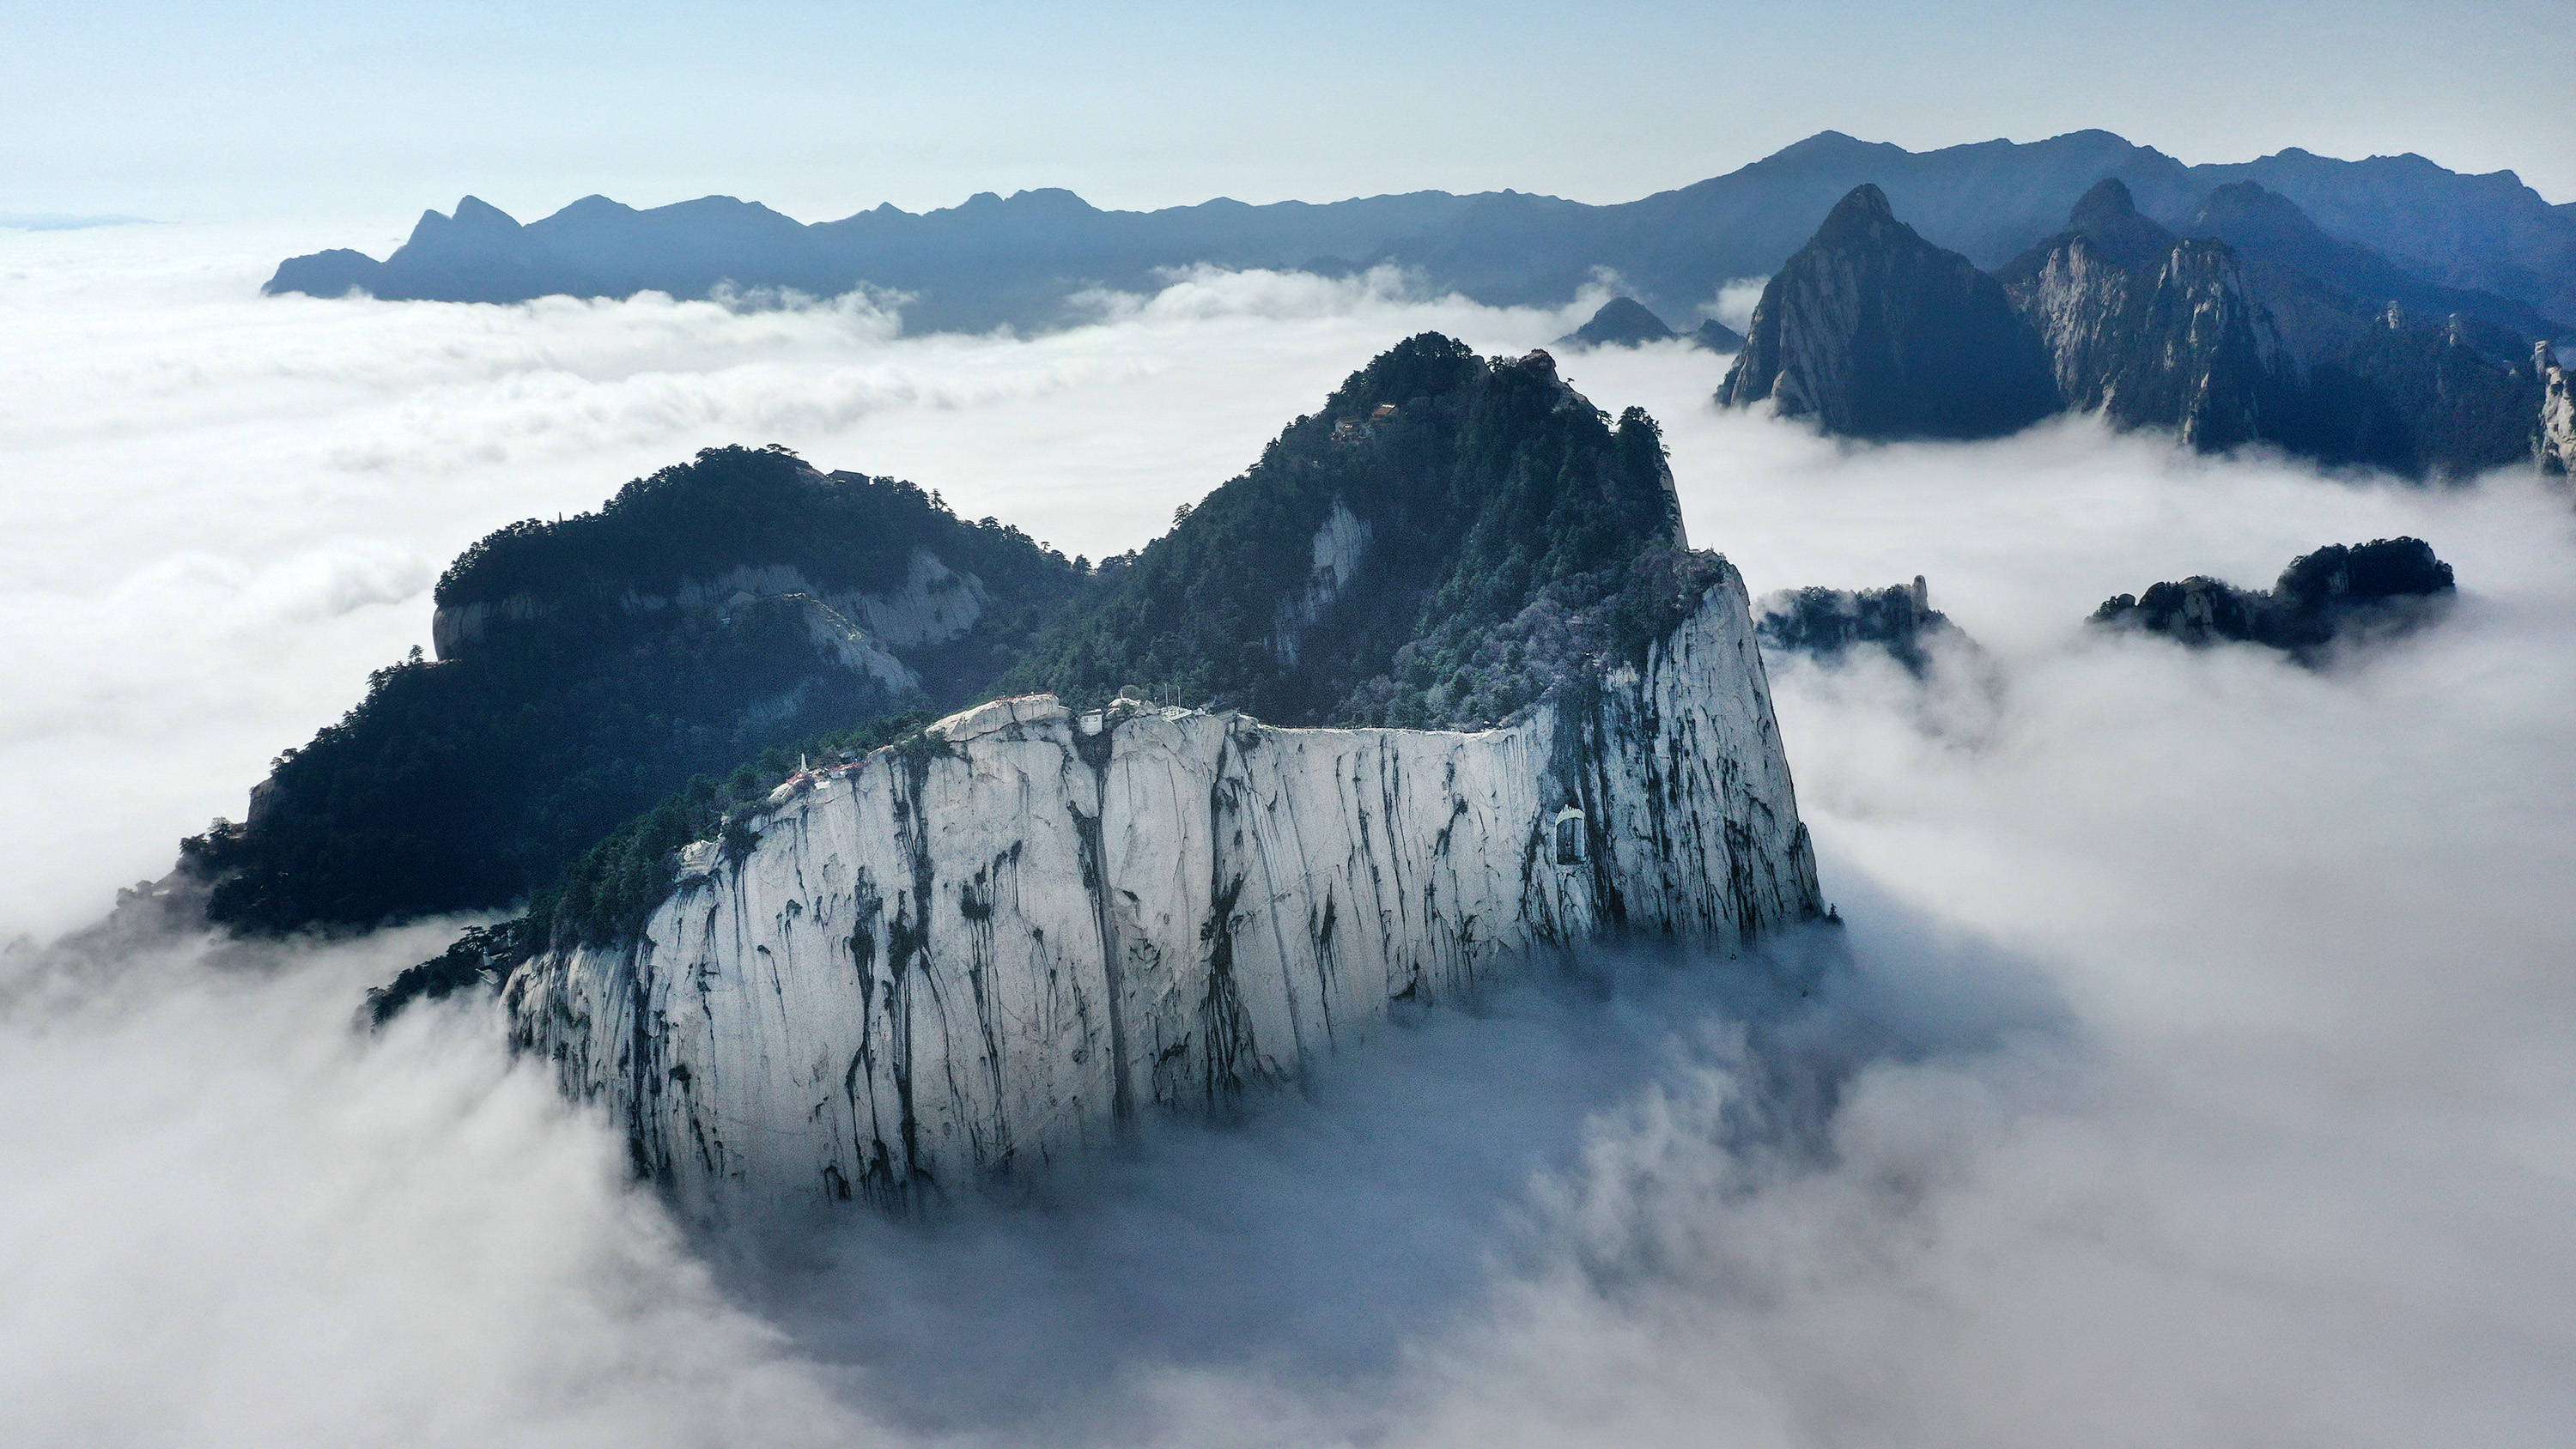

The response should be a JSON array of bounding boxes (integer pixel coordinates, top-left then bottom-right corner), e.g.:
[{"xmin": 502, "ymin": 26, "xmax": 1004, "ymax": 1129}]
[{"xmin": 3, "ymin": 223, "xmax": 2573, "ymax": 1448}]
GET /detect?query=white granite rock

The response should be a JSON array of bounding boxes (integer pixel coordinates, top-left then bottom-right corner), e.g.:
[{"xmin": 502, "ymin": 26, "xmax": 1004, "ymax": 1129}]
[
  {"xmin": 507, "ymin": 565, "xmax": 1820, "ymax": 1213},
  {"xmin": 2539, "ymin": 343, "xmax": 2575, "ymax": 478}
]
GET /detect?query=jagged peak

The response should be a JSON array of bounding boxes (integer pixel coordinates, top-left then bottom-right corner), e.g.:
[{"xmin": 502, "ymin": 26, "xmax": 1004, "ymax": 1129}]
[
  {"xmin": 2071, "ymin": 177, "xmax": 2142, "ymax": 226},
  {"xmin": 450, "ymin": 196, "xmax": 521, "ymax": 230},
  {"xmin": 1811, "ymin": 183, "xmax": 1903, "ymax": 245},
  {"xmin": 1559, "ymin": 296, "xmax": 1675, "ymax": 349},
  {"xmin": 2064, "ymin": 177, "xmax": 2178, "ymax": 268}
]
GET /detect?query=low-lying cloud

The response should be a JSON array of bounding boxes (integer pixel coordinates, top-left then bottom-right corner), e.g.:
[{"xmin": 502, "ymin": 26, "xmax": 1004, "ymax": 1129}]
[
  {"xmin": 0, "ymin": 224, "xmax": 1589, "ymax": 936},
  {"xmin": 3, "ymin": 223, "xmax": 2573, "ymax": 1447}
]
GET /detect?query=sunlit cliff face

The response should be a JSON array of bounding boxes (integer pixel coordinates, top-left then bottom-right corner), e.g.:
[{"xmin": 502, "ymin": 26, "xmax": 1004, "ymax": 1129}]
[{"xmin": 3, "ymin": 222, "xmax": 2573, "ymax": 1448}]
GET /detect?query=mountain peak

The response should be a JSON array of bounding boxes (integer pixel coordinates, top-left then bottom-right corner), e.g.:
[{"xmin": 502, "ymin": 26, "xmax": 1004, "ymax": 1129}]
[
  {"xmin": 1720, "ymin": 187, "xmax": 2059, "ymax": 440},
  {"xmin": 2064, "ymin": 177, "xmax": 2178, "ymax": 268},
  {"xmin": 2070, "ymin": 177, "xmax": 2140, "ymax": 227},
  {"xmin": 450, "ymin": 196, "xmax": 521, "ymax": 231},
  {"xmin": 1814, "ymin": 183, "xmax": 1899, "ymax": 240},
  {"xmin": 1558, "ymin": 296, "xmax": 1675, "ymax": 349}
]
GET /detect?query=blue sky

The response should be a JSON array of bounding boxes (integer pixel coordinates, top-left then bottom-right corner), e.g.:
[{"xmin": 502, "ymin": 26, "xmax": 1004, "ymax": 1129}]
[{"xmin": 7, "ymin": 0, "xmax": 2570, "ymax": 225}]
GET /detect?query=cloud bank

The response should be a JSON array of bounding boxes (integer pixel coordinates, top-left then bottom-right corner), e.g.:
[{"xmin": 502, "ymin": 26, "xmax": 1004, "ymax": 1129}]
[
  {"xmin": 0, "ymin": 224, "xmax": 1588, "ymax": 936},
  {"xmin": 3, "ymin": 224, "xmax": 2573, "ymax": 1447}
]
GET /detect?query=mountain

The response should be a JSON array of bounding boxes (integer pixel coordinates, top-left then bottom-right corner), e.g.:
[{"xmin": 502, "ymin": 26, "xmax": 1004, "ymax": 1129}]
[
  {"xmin": 2187, "ymin": 149, "xmax": 2576, "ymax": 329},
  {"xmin": 2180, "ymin": 181, "xmax": 2557, "ymax": 350},
  {"xmin": 495, "ymin": 379, "xmax": 1820, "ymax": 1204},
  {"xmin": 234, "ymin": 332, "xmax": 1833, "ymax": 1204},
  {"xmin": 264, "ymin": 131, "xmax": 2576, "ymax": 336},
  {"xmin": 1733, "ymin": 180, "xmax": 2554, "ymax": 477},
  {"xmin": 1003, "ymin": 335, "xmax": 1700, "ymax": 730},
  {"xmin": 1557, "ymin": 297, "xmax": 1676, "ymax": 348},
  {"xmin": 2089, "ymin": 537, "xmax": 2456, "ymax": 658},
  {"xmin": 1996, "ymin": 179, "xmax": 2303, "ymax": 452},
  {"xmin": 509, "ymin": 579, "xmax": 1820, "ymax": 1210},
  {"xmin": 179, "ymin": 447, "xmax": 1081, "ymax": 931},
  {"xmin": 1692, "ymin": 318, "xmax": 1747, "ymax": 352},
  {"xmin": 1715, "ymin": 185, "xmax": 2059, "ymax": 440},
  {"xmin": 2007, "ymin": 179, "xmax": 2545, "ymax": 474}
]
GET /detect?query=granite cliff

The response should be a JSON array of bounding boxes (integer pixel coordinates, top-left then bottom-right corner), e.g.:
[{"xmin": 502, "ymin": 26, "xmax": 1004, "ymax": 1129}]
[
  {"xmin": 2540, "ymin": 343, "xmax": 2575, "ymax": 476},
  {"xmin": 1727, "ymin": 180, "xmax": 2559, "ymax": 479},
  {"xmin": 1715, "ymin": 185, "xmax": 2058, "ymax": 440},
  {"xmin": 507, "ymin": 573, "xmax": 1820, "ymax": 1212},
  {"xmin": 442, "ymin": 335, "xmax": 1832, "ymax": 1209}
]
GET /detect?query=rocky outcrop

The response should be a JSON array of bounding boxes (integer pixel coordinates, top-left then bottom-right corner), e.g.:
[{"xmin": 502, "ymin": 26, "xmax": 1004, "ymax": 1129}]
[
  {"xmin": 2540, "ymin": 343, "xmax": 2575, "ymax": 477},
  {"xmin": 2000, "ymin": 180, "xmax": 2300, "ymax": 451},
  {"xmin": 1755, "ymin": 576, "xmax": 1969, "ymax": 677},
  {"xmin": 1269, "ymin": 501, "xmax": 1370, "ymax": 668},
  {"xmin": 2090, "ymin": 537, "xmax": 2455, "ymax": 658},
  {"xmin": 1011, "ymin": 336, "xmax": 1697, "ymax": 731},
  {"xmin": 1716, "ymin": 185, "xmax": 2059, "ymax": 440},
  {"xmin": 505, "ymin": 572, "xmax": 1821, "ymax": 1213}
]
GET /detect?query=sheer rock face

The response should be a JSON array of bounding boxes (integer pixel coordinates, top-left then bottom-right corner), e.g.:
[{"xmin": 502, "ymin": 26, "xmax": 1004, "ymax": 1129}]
[
  {"xmin": 2000, "ymin": 181, "xmax": 2298, "ymax": 451},
  {"xmin": 1269, "ymin": 501, "xmax": 1370, "ymax": 668},
  {"xmin": 506, "ymin": 573, "xmax": 1821, "ymax": 1214},
  {"xmin": 1716, "ymin": 185, "xmax": 2058, "ymax": 440},
  {"xmin": 1731, "ymin": 179, "xmax": 2540, "ymax": 477},
  {"xmin": 2541, "ymin": 343, "xmax": 2576, "ymax": 477}
]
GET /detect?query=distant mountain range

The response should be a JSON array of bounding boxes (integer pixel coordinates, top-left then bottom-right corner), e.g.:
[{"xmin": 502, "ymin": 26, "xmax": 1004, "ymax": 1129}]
[
  {"xmin": 267, "ymin": 130, "xmax": 2576, "ymax": 336},
  {"xmin": 1718, "ymin": 179, "xmax": 2564, "ymax": 478}
]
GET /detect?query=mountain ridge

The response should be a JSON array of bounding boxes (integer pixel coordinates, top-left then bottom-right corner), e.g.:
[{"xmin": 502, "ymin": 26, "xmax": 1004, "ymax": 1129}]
[
  {"xmin": 264, "ymin": 130, "xmax": 2576, "ymax": 335},
  {"xmin": 1724, "ymin": 179, "xmax": 2558, "ymax": 476}
]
